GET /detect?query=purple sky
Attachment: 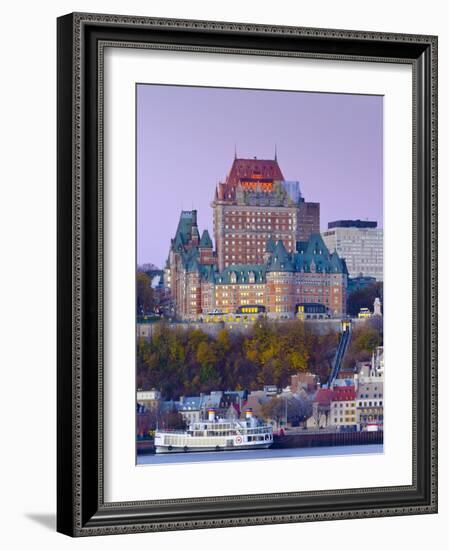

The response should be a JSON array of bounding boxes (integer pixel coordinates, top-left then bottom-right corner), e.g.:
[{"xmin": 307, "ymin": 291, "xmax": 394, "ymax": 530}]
[{"xmin": 137, "ymin": 84, "xmax": 383, "ymax": 268}]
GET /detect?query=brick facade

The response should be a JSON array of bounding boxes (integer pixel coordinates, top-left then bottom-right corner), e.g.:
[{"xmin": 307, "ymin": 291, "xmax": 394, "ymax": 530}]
[{"xmin": 164, "ymin": 157, "xmax": 347, "ymax": 320}]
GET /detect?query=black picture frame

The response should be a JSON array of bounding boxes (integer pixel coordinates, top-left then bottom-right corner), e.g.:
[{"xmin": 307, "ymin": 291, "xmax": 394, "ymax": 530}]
[{"xmin": 57, "ymin": 12, "xmax": 438, "ymax": 536}]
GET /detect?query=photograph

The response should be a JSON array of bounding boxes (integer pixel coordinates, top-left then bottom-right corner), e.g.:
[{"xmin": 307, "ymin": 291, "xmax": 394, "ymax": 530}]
[
  {"xmin": 54, "ymin": 9, "xmax": 437, "ymax": 537},
  {"xmin": 135, "ymin": 84, "xmax": 385, "ymax": 464}
]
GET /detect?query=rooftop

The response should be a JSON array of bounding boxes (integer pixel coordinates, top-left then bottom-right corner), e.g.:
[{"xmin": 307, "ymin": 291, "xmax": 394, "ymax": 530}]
[{"xmin": 327, "ymin": 219, "xmax": 378, "ymax": 229}]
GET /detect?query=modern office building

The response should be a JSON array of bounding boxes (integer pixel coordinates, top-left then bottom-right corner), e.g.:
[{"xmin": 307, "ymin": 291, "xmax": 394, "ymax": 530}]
[{"xmin": 321, "ymin": 220, "xmax": 383, "ymax": 280}]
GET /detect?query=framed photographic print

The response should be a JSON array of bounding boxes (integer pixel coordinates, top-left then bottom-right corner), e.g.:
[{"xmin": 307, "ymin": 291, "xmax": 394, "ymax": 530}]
[{"xmin": 57, "ymin": 12, "xmax": 438, "ymax": 536}]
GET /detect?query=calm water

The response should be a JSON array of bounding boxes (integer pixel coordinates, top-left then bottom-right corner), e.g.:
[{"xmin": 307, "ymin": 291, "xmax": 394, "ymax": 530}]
[{"xmin": 137, "ymin": 444, "xmax": 383, "ymax": 465}]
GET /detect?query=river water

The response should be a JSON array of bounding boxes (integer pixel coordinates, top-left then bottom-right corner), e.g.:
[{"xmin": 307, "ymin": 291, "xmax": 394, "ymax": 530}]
[{"xmin": 137, "ymin": 444, "xmax": 383, "ymax": 465}]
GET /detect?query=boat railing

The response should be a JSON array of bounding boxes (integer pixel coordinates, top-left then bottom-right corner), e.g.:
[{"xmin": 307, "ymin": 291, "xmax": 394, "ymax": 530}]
[
  {"xmin": 155, "ymin": 429, "xmax": 188, "ymax": 435},
  {"xmin": 157, "ymin": 425, "xmax": 273, "ymax": 436}
]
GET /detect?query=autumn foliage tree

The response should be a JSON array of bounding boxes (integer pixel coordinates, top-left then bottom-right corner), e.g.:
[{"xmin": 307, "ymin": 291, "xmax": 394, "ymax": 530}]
[
  {"xmin": 137, "ymin": 272, "xmax": 155, "ymax": 315},
  {"xmin": 137, "ymin": 319, "xmax": 342, "ymax": 400},
  {"xmin": 343, "ymin": 316, "xmax": 383, "ymax": 370}
]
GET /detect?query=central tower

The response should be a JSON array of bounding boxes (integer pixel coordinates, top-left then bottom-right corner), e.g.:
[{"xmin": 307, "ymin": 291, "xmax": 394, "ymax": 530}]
[{"xmin": 211, "ymin": 155, "xmax": 320, "ymax": 271}]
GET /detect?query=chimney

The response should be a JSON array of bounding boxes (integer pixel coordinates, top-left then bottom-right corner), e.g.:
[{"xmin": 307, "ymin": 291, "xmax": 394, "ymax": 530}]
[
  {"xmin": 208, "ymin": 409, "xmax": 216, "ymax": 422},
  {"xmin": 191, "ymin": 210, "xmax": 199, "ymax": 245},
  {"xmin": 245, "ymin": 409, "xmax": 253, "ymax": 420}
]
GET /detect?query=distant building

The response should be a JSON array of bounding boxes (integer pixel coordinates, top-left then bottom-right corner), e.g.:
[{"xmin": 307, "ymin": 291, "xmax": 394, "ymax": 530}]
[
  {"xmin": 307, "ymin": 388, "xmax": 334, "ymax": 429},
  {"xmin": 290, "ymin": 372, "xmax": 319, "ymax": 394},
  {"xmin": 136, "ymin": 389, "xmax": 161, "ymax": 410},
  {"xmin": 356, "ymin": 381, "xmax": 384, "ymax": 431},
  {"xmin": 178, "ymin": 396, "xmax": 203, "ymax": 424},
  {"xmin": 243, "ymin": 391, "xmax": 271, "ymax": 418},
  {"xmin": 355, "ymin": 348, "xmax": 384, "ymax": 431},
  {"xmin": 322, "ymin": 220, "xmax": 383, "ymax": 280},
  {"xmin": 328, "ymin": 220, "xmax": 378, "ymax": 229},
  {"xmin": 356, "ymin": 346, "xmax": 384, "ymax": 385}
]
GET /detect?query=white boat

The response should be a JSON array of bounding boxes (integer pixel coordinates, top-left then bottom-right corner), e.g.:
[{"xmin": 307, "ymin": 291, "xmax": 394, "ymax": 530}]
[{"xmin": 154, "ymin": 409, "xmax": 273, "ymax": 453}]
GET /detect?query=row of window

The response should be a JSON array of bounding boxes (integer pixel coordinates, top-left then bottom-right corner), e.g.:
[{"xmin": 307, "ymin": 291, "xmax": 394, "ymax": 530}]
[
  {"xmin": 225, "ymin": 224, "xmax": 292, "ymax": 230},
  {"xmin": 224, "ymin": 211, "xmax": 293, "ymax": 217},
  {"xmin": 358, "ymin": 401, "xmax": 383, "ymax": 407}
]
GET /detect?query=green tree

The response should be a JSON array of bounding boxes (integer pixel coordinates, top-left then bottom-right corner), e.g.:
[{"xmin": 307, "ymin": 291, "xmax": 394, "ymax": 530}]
[{"xmin": 347, "ymin": 282, "xmax": 383, "ymax": 317}]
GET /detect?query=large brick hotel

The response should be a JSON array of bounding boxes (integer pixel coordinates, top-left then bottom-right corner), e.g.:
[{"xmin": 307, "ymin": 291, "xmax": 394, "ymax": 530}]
[{"xmin": 164, "ymin": 155, "xmax": 348, "ymax": 320}]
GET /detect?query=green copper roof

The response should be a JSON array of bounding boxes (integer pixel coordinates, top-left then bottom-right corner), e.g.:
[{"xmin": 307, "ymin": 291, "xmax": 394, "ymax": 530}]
[
  {"xmin": 199, "ymin": 264, "xmax": 218, "ymax": 282},
  {"xmin": 266, "ymin": 240, "xmax": 295, "ymax": 272},
  {"xmin": 265, "ymin": 235, "xmax": 276, "ymax": 253},
  {"xmin": 199, "ymin": 229, "xmax": 213, "ymax": 248},
  {"xmin": 293, "ymin": 233, "xmax": 348, "ymax": 274},
  {"xmin": 171, "ymin": 210, "xmax": 198, "ymax": 252},
  {"xmin": 216, "ymin": 265, "xmax": 266, "ymax": 285},
  {"xmin": 170, "ymin": 208, "xmax": 347, "ymax": 281}
]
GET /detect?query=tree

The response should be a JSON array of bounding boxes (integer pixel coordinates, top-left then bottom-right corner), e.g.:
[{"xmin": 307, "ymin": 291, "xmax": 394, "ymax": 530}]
[
  {"xmin": 261, "ymin": 397, "xmax": 286, "ymax": 427},
  {"xmin": 347, "ymin": 282, "xmax": 383, "ymax": 317},
  {"xmin": 260, "ymin": 394, "xmax": 312, "ymax": 428},
  {"xmin": 136, "ymin": 318, "xmax": 362, "ymax": 401},
  {"xmin": 136, "ymin": 402, "xmax": 161, "ymax": 438},
  {"xmin": 287, "ymin": 392, "xmax": 313, "ymax": 426},
  {"xmin": 343, "ymin": 317, "xmax": 383, "ymax": 370},
  {"xmin": 159, "ymin": 408, "xmax": 186, "ymax": 430},
  {"xmin": 137, "ymin": 272, "xmax": 154, "ymax": 315}
]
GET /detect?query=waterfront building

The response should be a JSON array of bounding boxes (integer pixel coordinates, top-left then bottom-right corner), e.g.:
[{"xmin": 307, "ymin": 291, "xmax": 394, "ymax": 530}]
[
  {"xmin": 173, "ymin": 391, "xmax": 249, "ymax": 424},
  {"xmin": 330, "ymin": 386, "xmax": 357, "ymax": 431},
  {"xmin": 321, "ymin": 219, "xmax": 383, "ymax": 280},
  {"xmin": 307, "ymin": 388, "xmax": 333, "ymax": 429},
  {"xmin": 136, "ymin": 389, "xmax": 161, "ymax": 410},
  {"xmin": 290, "ymin": 372, "xmax": 319, "ymax": 394},
  {"xmin": 212, "ymin": 156, "xmax": 319, "ymax": 270},
  {"xmin": 356, "ymin": 377, "xmax": 384, "ymax": 431},
  {"xmin": 355, "ymin": 346, "xmax": 384, "ymax": 386},
  {"xmin": 166, "ymin": 210, "xmax": 348, "ymax": 320},
  {"xmin": 243, "ymin": 391, "xmax": 271, "ymax": 419},
  {"xmin": 178, "ymin": 396, "xmax": 203, "ymax": 424}
]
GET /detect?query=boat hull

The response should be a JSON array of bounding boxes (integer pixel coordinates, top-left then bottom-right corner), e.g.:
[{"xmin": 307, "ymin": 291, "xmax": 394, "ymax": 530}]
[{"xmin": 155, "ymin": 442, "xmax": 273, "ymax": 454}]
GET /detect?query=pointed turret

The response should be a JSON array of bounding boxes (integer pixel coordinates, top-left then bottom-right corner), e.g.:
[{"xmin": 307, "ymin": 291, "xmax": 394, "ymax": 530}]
[
  {"xmin": 199, "ymin": 229, "xmax": 213, "ymax": 248},
  {"xmin": 266, "ymin": 240, "xmax": 294, "ymax": 272},
  {"xmin": 263, "ymin": 235, "xmax": 276, "ymax": 263},
  {"xmin": 265, "ymin": 235, "xmax": 276, "ymax": 253}
]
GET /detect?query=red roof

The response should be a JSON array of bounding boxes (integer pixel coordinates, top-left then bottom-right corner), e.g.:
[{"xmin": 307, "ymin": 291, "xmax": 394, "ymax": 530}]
[
  {"xmin": 315, "ymin": 388, "xmax": 333, "ymax": 406},
  {"xmin": 227, "ymin": 157, "xmax": 284, "ymax": 186},
  {"xmin": 332, "ymin": 386, "xmax": 356, "ymax": 401},
  {"xmin": 217, "ymin": 157, "xmax": 284, "ymax": 200}
]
